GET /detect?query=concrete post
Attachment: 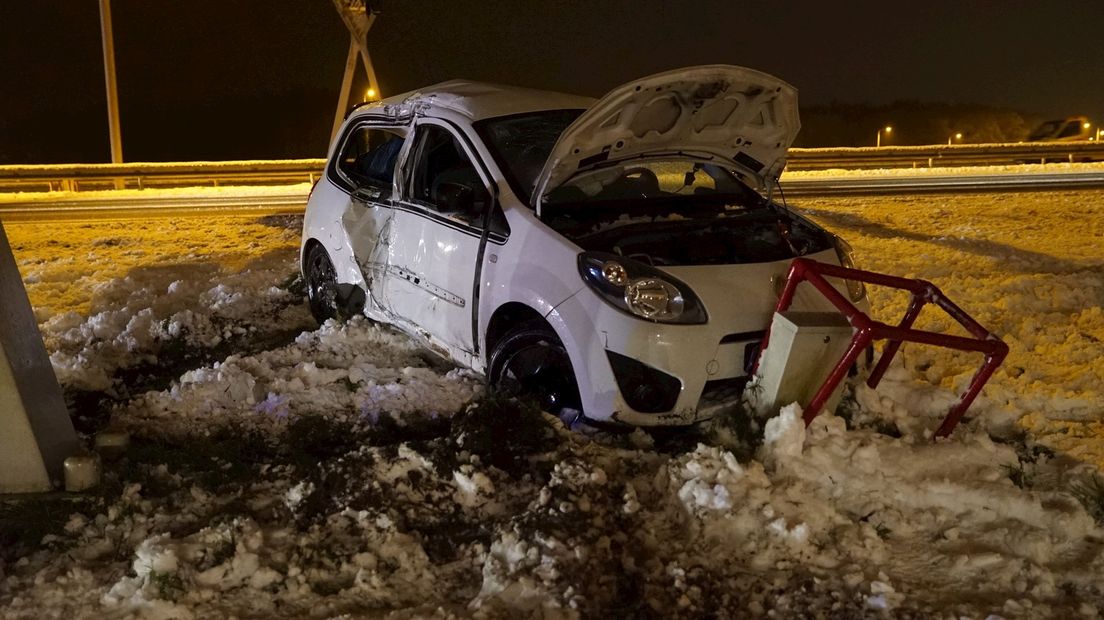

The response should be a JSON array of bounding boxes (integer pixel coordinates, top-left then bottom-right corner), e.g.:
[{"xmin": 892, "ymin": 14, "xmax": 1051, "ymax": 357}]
[{"xmin": 0, "ymin": 222, "xmax": 80, "ymax": 492}]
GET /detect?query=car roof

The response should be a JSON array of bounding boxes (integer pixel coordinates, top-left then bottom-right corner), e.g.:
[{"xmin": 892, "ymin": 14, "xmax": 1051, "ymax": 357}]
[{"xmin": 361, "ymin": 79, "xmax": 596, "ymax": 122}]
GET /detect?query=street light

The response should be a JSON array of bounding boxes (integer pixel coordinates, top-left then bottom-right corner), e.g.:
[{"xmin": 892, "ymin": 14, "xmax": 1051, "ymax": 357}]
[
  {"xmin": 948, "ymin": 132, "xmax": 963, "ymax": 145},
  {"xmin": 876, "ymin": 125, "xmax": 893, "ymax": 147},
  {"xmin": 365, "ymin": 87, "xmax": 377, "ymax": 101}
]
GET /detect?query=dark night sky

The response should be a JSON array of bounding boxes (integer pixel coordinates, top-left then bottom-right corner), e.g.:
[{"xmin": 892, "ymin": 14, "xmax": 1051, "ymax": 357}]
[{"xmin": 2, "ymin": 0, "xmax": 1103, "ymax": 163}]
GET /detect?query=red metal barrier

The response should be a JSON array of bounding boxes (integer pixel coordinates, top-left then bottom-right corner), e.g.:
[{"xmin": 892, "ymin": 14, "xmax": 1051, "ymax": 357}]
[{"xmin": 763, "ymin": 258, "xmax": 1009, "ymax": 438}]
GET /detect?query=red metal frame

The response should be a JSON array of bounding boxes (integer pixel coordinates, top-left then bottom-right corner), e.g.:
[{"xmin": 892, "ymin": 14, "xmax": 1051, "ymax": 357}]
[{"xmin": 761, "ymin": 258, "xmax": 1009, "ymax": 438}]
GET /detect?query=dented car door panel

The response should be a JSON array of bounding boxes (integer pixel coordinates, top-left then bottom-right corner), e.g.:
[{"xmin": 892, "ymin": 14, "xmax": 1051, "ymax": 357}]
[{"xmin": 380, "ymin": 118, "xmax": 493, "ymax": 357}]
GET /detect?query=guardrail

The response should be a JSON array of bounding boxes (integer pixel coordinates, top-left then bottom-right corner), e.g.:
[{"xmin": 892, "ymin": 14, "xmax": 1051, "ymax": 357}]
[
  {"xmin": 1, "ymin": 142, "xmax": 1103, "ymax": 193},
  {"xmin": 0, "ymin": 159, "xmax": 327, "ymax": 193},
  {"xmin": 786, "ymin": 141, "xmax": 1104, "ymax": 170},
  {"xmin": 779, "ymin": 171, "xmax": 1104, "ymax": 196}
]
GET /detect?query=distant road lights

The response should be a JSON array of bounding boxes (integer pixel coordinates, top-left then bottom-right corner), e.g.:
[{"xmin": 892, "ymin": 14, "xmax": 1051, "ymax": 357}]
[
  {"xmin": 876, "ymin": 125, "xmax": 893, "ymax": 147},
  {"xmin": 948, "ymin": 132, "xmax": 964, "ymax": 145}
]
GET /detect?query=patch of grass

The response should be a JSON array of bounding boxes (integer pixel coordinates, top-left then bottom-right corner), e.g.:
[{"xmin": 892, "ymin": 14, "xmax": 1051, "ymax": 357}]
[
  {"xmin": 448, "ymin": 394, "xmax": 559, "ymax": 475},
  {"xmin": 417, "ymin": 520, "xmax": 492, "ymax": 564},
  {"xmin": 256, "ymin": 214, "xmax": 304, "ymax": 230},
  {"xmin": 122, "ymin": 425, "xmax": 273, "ymax": 491},
  {"xmin": 1069, "ymin": 474, "xmax": 1104, "ymax": 524},
  {"xmin": 1003, "ymin": 462, "xmax": 1035, "ymax": 489},
  {"xmin": 990, "ymin": 430, "xmax": 1055, "ymax": 465},
  {"xmin": 284, "ymin": 414, "xmax": 370, "ymax": 472},
  {"xmin": 149, "ymin": 570, "xmax": 184, "ymax": 601},
  {"xmin": 699, "ymin": 400, "xmax": 762, "ymax": 461},
  {"xmin": 0, "ymin": 496, "xmax": 91, "ymax": 562},
  {"xmin": 872, "ymin": 420, "xmax": 902, "ymax": 438},
  {"xmin": 278, "ymin": 271, "xmax": 307, "ymax": 298},
  {"xmin": 834, "ymin": 387, "xmax": 860, "ymax": 428},
  {"xmin": 196, "ymin": 532, "xmax": 236, "ymax": 571}
]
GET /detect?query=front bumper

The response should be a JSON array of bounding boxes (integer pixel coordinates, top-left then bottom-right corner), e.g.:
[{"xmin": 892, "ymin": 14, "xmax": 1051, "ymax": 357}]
[{"xmin": 548, "ymin": 251, "xmax": 865, "ymax": 426}]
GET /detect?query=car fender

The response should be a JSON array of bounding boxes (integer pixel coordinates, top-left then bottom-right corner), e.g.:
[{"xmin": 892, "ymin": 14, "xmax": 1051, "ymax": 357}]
[
  {"xmin": 541, "ymin": 285, "xmax": 620, "ymax": 420},
  {"xmin": 301, "ymin": 179, "xmax": 370, "ymax": 291},
  {"xmin": 477, "ymin": 206, "xmax": 582, "ymax": 321}
]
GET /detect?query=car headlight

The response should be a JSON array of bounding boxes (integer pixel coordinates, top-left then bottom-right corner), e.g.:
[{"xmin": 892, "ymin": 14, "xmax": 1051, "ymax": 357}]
[
  {"xmin": 577, "ymin": 252, "xmax": 707, "ymax": 324},
  {"xmin": 832, "ymin": 236, "xmax": 867, "ymax": 302}
]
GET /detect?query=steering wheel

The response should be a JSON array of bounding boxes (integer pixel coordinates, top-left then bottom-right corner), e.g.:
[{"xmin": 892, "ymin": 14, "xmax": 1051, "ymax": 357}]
[
  {"xmin": 619, "ymin": 166, "xmax": 660, "ymax": 198},
  {"xmin": 622, "ymin": 166, "xmax": 659, "ymax": 184}
]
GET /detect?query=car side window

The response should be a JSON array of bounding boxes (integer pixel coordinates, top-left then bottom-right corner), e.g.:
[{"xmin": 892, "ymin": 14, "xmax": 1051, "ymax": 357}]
[
  {"xmin": 407, "ymin": 125, "xmax": 491, "ymax": 226},
  {"xmin": 1058, "ymin": 121, "xmax": 1082, "ymax": 139},
  {"xmin": 337, "ymin": 126, "xmax": 405, "ymax": 198}
]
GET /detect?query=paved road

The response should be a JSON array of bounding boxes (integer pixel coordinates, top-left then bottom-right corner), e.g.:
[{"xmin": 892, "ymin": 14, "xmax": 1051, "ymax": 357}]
[
  {"xmin": 779, "ymin": 170, "xmax": 1104, "ymax": 197},
  {"xmin": 0, "ymin": 193, "xmax": 308, "ymax": 222},
  {"xmin": 2, "ymin": 169, "xmax": 1104, "ymax": 222}
]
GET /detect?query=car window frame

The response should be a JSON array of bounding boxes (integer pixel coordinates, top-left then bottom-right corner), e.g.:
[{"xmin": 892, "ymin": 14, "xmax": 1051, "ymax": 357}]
[
  {"xmin": 399, "ymin": 117, "xmax": 509, "ymax": 241},
  {"xmin": 472, "ymin": 109, "xmax": 587, "ymax": 209},
  {"xmin": 327, "ymin": 115, "xmax": 411, "ymax": 200}
]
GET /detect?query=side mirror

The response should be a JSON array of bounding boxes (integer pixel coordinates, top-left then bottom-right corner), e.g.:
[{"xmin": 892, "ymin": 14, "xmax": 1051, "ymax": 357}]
[
  {"xmin": 436, "ymin": 182, "xmax": 477, "ymax": 214},
  {"xmin": 353, "ymin": 185, "xmax": 386, "ymax": 202}
]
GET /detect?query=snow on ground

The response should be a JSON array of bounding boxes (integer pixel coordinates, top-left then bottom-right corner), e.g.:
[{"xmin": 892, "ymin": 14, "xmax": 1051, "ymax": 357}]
[
  {"xmin": 781, "ymin": 161, "xmax": 1104, "ymax": 180},
  {"xmin": 1, "ymin": 186, "xmax": 1104, "ymax": 618},
  {"xmin": 793, "ymin": 189, "xmax": 1104, "ymax": 465}
]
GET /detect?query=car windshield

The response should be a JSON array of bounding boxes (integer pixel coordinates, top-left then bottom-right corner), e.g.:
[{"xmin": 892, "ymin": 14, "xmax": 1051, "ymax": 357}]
[
  {"xmin": 474, "ymin": 109, "xmax": 585, "ymax": 205},
  {"xmin": 544, "ymin": 160, "xmax": 758, "ymax": 206},
  {"xmin": 539, "ymin": 159, "xmax": 770, "ymax": 240}
]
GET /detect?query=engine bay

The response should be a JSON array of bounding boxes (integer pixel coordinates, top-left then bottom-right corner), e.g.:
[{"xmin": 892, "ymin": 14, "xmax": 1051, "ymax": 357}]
[{"xmin": 544, "ymin": 199, "xmax": 833, "ymax": 266}]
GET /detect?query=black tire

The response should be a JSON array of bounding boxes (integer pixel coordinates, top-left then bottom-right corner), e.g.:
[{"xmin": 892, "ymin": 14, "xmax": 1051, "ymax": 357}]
[
  {"xmin": 304, "ymin": 243, "xmax": 339, "ymax": 324},
  {"xmin": 487, "ymin": 321, "xmax": 582, "ymax": 417}
]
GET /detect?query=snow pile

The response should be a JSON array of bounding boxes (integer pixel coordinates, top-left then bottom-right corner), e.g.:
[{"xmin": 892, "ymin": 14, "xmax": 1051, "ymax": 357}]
[
  {"xmin": 5, "ymin": 402, "xmax": 1104, "ymax": 617},
  {"xmin": 117, "ymin": 317, "xmax": 483, "ymax": 437},
  {"xmin": 43, "ymin": 259, "xmax": 311, "ymax": 392},
  {"xmin": 3, "ymin": 187, "xmax": 1104, "ymax": 616}
]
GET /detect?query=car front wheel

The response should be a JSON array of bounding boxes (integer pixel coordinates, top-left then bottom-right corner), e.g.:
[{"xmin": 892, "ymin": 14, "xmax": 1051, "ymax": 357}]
[{"xmin": 488, "ymin": 321, "xmax": 582, "ymax": 420}]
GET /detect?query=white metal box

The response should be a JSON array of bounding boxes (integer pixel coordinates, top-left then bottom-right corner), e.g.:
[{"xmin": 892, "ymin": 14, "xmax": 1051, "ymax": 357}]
[{"xmin": 749, "ymin": 311, "xmax": 854, "ymax": 417}]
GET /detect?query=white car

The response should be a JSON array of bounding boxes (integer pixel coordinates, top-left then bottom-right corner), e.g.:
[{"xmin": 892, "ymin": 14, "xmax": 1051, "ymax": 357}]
[{"xmin": 301, "ymin": 65, "xmax": 865, "ymax": 427}]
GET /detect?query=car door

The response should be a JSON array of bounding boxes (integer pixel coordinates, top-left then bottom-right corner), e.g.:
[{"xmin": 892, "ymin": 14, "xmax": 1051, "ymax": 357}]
[
  {"xmin": 327, "ymin": 118, "xmax": 409, "ymax": 312},
  {"xmin": 382, "ymin": 119, "xmax": 496, "ymax": 358}
]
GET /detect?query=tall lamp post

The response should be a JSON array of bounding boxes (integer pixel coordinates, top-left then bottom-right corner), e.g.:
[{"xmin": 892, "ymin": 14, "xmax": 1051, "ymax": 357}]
[
  {"xmin": 876, "ymin": 125, "xmax": 893, "ymax": 147},
  {"xmin": 99, "ymin": 0, "xmax": 123, "ymax": 163}
]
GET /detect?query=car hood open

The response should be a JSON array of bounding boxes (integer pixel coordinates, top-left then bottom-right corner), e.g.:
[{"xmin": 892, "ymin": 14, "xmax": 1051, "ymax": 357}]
[{"xmin": 532, "ymin": 65, "xmax": 799, "ymax": 213}]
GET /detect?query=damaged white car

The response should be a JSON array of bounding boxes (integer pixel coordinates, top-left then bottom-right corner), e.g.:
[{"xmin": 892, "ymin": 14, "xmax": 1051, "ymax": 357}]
[{"xmin": 301, "ymin": 65, "xmax": 865, "ymax": 427}]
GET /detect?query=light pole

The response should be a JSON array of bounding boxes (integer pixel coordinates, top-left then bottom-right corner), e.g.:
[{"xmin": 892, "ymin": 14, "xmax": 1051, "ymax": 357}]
[
  {"xmin": 876, "ymin": 125, "xmax": 893, "ymax": 147},
  {"xmin": 948, "ymin": 132, "xmax": 963, "ymax": 145},
  {"xmin": 99, "ymin": 0, "xmax": 123, "ymax": 164}
]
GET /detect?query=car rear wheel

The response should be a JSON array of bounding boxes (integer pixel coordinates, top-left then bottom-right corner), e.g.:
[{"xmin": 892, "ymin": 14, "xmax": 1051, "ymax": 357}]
[
  {"xmin": 488, "ymin": 321, "xmax": 582, "ymax": 419},
  {"xmin": 304, "ymin": 244, "xmax": 339, "ymax": 323}
]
